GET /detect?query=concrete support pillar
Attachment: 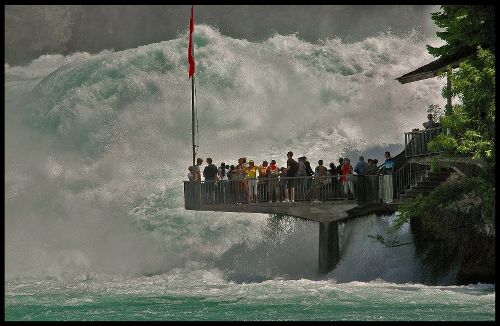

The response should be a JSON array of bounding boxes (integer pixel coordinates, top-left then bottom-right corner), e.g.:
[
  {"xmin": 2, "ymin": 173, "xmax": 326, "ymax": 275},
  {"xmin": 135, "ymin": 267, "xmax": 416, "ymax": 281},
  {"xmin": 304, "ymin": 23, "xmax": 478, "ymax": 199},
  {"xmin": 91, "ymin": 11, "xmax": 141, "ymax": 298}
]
[{"xmin": 318, "ymin": 221, "xmax": 340, "ymax": 274}]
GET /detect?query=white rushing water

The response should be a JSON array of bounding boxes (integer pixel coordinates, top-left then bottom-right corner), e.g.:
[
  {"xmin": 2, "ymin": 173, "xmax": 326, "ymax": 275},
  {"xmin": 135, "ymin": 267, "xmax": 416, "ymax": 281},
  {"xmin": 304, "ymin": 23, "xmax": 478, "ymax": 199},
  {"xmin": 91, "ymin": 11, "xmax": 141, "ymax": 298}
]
[{"xmin": 6, "ymin": 25, "xmax": 448, "ymax": 283}]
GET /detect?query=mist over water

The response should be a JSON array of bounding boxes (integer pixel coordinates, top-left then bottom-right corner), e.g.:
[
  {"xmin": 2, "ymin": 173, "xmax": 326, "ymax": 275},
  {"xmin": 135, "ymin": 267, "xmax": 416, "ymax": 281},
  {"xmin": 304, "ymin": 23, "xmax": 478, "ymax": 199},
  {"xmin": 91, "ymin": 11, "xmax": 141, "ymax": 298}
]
[
  {"xmin": 6, "ymin": 25, "xmax": 445, "ymax": 282},
  {"xmin": 333, "ymin": 214, "xmax": 425, "ymax": 283}
]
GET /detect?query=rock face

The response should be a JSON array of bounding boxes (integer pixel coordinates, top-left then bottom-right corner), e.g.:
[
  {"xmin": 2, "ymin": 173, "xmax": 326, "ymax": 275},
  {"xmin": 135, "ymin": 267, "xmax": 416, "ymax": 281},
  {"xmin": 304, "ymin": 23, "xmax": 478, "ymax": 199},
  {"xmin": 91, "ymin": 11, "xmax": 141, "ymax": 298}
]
[
  {"xmin": 409, "ymin": 176, "xmax": 495, "ymax": 285},
  {"xmin": 455, "ymin": 234, "xmax": 496, "ymax": 284}
]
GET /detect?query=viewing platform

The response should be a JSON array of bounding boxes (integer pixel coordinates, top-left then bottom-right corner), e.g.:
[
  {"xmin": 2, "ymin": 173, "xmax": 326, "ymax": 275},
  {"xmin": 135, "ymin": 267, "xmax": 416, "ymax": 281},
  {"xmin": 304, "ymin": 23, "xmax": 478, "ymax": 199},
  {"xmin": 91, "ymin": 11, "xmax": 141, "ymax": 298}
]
[
  {"xmin": 184, "ymin": 175, "xmax": 402, "ymax": 223},
  {"xmin": 193, "ymin": 200, "xmax": 402, "ymax": 223},
  {"xmin": 183, "ymin": 127, "xmax": 482, "ymax": 274},
  {"xmin": 185, "ymin": 174, "xmax": 405, "ymax": 274}
]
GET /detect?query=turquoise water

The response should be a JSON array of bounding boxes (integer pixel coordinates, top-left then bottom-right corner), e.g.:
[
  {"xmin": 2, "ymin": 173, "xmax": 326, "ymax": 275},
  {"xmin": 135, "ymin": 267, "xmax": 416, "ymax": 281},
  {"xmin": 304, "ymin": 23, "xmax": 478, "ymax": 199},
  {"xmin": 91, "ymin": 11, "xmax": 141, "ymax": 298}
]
[
  {"xmin": 5, "ymin": 25, "xmax": 494, "ymax": 321},
  {"xmin": 5, "ymin": 277, "xmax": 495, "ymax": 321}
]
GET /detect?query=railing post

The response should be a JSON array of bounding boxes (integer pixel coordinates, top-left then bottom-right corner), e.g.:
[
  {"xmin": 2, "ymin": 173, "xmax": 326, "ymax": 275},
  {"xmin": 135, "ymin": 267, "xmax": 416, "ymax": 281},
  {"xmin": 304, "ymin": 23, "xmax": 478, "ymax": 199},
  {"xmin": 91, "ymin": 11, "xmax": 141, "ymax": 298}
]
[
  {"xmin": 425, "ymin": 129, "xmax": 429, "ymax": 155},
  {"xmin": 356, "ymin": 175, "xmax": 365, "ymax": 203},
  {"xmin": 404, "ymin": 133, "xmax": 407, "ymax": 157},
  {"xmin": 184, "ymin": 181, "xmax": 201, "ymax": 209},
  {"xmin": 419, "ymin": 131, "xmax": 423, "ymax": 156}
]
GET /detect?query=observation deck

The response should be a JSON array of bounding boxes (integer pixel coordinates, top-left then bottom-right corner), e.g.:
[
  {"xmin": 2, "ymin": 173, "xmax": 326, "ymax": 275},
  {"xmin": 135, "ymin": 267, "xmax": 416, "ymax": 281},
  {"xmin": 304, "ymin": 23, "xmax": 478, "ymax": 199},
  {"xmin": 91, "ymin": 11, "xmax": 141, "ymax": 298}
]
[{"xmin": 183, "ymin": 127, "xmax": 481, "ymax": 274}]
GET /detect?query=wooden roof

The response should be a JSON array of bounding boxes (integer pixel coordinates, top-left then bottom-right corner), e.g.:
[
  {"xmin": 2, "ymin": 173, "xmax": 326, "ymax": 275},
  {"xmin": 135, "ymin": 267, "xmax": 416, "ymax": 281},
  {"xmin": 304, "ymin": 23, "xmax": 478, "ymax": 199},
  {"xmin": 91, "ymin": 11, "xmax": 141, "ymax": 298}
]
[{"xmin": 396, "ymin": 48, "xmax": 476, "ymax": 84}]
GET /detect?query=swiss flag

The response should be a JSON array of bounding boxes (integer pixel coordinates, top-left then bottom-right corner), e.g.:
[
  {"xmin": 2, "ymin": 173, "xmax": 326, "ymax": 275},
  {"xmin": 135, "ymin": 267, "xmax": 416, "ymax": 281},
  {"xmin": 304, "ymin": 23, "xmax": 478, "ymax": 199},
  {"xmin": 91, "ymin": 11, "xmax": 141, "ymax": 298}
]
[{"xmin": 188, "ymin": 6, "xmax": 195, "ymax": 79}]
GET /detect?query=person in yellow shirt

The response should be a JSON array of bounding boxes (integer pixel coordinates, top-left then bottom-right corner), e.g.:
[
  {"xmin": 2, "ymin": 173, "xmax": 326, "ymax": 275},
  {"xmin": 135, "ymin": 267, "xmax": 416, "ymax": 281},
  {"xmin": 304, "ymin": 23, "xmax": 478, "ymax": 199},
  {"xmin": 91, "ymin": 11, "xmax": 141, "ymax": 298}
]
[{"xmin": 246, "ymin": 160, "xmax": 258, "ymax": 203}]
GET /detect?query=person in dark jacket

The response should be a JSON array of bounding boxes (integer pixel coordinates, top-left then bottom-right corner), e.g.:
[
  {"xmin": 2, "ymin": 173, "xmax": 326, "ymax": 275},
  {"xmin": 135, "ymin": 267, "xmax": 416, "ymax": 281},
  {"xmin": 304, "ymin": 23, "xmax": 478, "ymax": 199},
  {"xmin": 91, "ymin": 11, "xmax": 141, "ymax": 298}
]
[
  {"xmin": 328, "ymin": 162, "xmax": 336, "ymax": 176},
  {"xmin": 303, "ymin": 156, "xmax": 314, "ymax": 193},
  {"xmin": 285, "ymin": 151, "xmax": 298, "ymax": 202},
  {"xmin": 203, "ymin": 157, "xmax": 218, "ymax": 203},
  {"xmin": 336, "ymin": 157, "xmax": 344, "ymax": 176},
  {"xmin": 328, "ymin": 162, "xmax": 338, "ymax": 198},
  {"xmin": 365, "ymin": 159, "xmax": 378, "ymax": 175},
  {"xmin": 334, "ymin": 158, "xmax": 344, "ymax": 197},
  {"xmin": 304, "ymin": 157, "xmax": 314, "ymax": 176}
]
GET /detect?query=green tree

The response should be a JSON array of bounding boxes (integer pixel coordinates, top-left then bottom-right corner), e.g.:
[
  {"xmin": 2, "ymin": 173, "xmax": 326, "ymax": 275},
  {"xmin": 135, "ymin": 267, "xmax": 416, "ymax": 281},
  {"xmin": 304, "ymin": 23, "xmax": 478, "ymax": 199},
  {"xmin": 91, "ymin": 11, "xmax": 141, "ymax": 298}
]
[
  {"xmin": 425, "ymin": 6, "xmax": 495, "ymax": 170},
  {"xmin": 426, "ymin": 5, "xmax": 495, "ymax": 57},
  {"xmin": 428, "ymin": 47, "xmax": 495, "ymax": 162}
]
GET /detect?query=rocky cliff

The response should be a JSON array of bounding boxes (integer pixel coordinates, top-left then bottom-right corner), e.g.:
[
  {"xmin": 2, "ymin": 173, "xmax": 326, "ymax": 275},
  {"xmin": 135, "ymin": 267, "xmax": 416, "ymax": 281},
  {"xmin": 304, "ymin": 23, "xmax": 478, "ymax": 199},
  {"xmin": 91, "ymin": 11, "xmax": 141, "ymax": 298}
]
[{"xmin": 408, "ymin": 174, "xmax": 495, "ymax": 285}]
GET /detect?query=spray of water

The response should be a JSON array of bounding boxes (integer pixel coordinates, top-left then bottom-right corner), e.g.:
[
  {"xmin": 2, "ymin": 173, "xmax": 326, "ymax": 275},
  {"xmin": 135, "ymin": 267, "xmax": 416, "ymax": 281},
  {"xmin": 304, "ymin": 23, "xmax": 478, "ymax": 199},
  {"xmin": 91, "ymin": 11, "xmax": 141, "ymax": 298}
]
[{"xmin": 6, "ymin": 25, "xmax": 445, "ymax": 282}]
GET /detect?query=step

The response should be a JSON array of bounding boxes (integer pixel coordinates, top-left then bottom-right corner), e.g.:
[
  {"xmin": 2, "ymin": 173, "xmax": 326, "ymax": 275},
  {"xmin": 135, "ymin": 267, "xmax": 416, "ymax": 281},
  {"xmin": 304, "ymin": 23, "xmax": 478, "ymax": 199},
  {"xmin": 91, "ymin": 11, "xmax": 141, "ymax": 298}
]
[
  {"xmin": 400, "ymin": 193, "xmax": 418, "ymax": 199},
  {"xmin": 401, "ymin": 190, "xmax": 418, "ymax": 197},
  {"xmin": 424, "ymin": 175, "xmax": 449, "ymax": 182},
  {"xmin": 416, "ymin": 180, "xmax": 442, "ymax": 187},
  {"xmin": 401, "ymin": 191, "xmax": 430, "ymax": 199},
  {"xmin": 411, "ymin": 186, "xmax": 436, "ymax": 192},
  {"xmin": 427, "ymin": 171, "xmax": 451, "ymax": 178}
]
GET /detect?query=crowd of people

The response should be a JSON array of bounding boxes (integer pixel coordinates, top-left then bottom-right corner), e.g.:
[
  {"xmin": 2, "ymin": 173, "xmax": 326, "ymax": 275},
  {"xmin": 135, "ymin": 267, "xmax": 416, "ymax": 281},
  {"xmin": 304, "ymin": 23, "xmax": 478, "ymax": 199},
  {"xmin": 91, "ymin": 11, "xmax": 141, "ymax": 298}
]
[{"xmin": 187, "ymin": 151, "xmax": 395, "ymax": 204}]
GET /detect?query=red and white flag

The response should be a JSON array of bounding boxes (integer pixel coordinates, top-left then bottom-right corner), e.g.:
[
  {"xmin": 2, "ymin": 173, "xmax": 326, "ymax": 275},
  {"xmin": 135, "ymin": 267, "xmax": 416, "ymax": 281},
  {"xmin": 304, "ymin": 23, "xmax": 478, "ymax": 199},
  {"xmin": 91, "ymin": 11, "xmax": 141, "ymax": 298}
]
[{"xmin": 188, "ymin": 5, "xmax": 195, "ymax": 79}]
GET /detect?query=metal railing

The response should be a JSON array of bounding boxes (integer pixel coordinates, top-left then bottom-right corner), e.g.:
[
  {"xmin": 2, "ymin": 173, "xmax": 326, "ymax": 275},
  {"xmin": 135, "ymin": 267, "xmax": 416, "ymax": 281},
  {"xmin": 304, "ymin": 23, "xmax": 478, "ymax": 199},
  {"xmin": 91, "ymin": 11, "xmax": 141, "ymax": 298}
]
[
  {"xmin": 393, "ymin": 162, "xmax": 430, "ymax": 199},
  {"xmin": 404, "ymin": 127, "xmax": 443, "ymax": 158},
  {"xmin": 184, "ymin": 175, "xmax": 386, "ymax": 208}
]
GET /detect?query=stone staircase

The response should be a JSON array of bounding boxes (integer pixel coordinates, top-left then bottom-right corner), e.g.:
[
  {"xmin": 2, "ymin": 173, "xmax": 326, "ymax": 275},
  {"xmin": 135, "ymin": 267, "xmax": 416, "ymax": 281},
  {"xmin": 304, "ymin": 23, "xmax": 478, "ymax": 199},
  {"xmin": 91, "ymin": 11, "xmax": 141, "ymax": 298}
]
[{"xmin": 399, "ymin": 169, "xmax": 452, "ymax": 200}]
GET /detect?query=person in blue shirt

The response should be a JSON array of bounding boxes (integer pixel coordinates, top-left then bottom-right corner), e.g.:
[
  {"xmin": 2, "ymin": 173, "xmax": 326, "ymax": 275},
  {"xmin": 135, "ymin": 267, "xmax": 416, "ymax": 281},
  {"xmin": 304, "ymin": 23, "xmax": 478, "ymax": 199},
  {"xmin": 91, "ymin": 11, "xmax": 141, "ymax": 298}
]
[
  {"xmin": 354, "ymin": 156, "xmax": 368, "ymax": 175},
  {"xmin": 353, "ymin": 155, "xmax": 368, "ymax": 201}
]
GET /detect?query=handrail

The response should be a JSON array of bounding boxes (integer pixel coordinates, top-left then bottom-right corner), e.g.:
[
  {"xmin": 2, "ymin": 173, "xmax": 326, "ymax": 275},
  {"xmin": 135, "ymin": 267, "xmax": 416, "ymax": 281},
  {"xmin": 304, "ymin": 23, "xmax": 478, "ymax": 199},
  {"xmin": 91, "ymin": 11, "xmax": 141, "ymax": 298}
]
[
  {"xmin": 184, "ymin": 126, "xmax": 447, "ymax": 209},
  {"xmin": 184, "ymin": 175, "xmax": 385, "ymax": 208},
  {"xmin": 395, "ymin": 126, "xmax": 444, "ymax": 198},
  {"xmin": 404, "ymin": 127, "xmax": 443, "ymax": 158},
  {"xmin": 393, "ymin": 162, "xmax": 429, "ymax": 199}
]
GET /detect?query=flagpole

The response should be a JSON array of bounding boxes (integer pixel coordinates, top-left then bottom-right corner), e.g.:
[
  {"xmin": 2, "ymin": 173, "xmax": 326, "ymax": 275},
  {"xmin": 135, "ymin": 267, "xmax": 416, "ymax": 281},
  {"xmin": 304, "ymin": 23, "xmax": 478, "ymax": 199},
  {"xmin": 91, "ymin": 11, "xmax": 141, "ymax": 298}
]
[
  {"xmin": 188, "ymin": 5, "xmax": 196, "ymax": 167},
  {"xmin": 192, "ymin": 75, "xmax": 195, "ymax": 166}
]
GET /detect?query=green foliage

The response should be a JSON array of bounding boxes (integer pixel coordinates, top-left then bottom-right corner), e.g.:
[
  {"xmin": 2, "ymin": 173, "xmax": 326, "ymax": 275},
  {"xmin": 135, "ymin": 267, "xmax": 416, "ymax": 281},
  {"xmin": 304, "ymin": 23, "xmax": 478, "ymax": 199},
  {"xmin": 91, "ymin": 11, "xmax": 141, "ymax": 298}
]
[
  {"xmin": 426, "ymin": 5, "xmax": 495, "ymax": 57},
  {"xmin": 452, "ymin": 49, "xmax": 495, "ymax": 123},
  {"xmin": 368, "ymin": 176, "xmax": 495, "ymax": 255},
  {"xmin": 458, "ymin": 130, "xmax": 494, "ymax": 159},
  {"xmin": 425, "ymin": 6, "xmax": 495, "ymax": 164},
  {"xmin": 439, "ymin": 106, "xmax": 470, "ymax": 133},
  {"xmin": 427, "ymin": 134, "xmax": 458, "ymax": 155},
  {"xmin": 430, "ymin": 158, "xmax": 440, "ymax": 172},
  {"xmin": 397, "ymin": 177, "xmax": 495, "ymax": 229},
  {"xmin": 431, "ymin": 48, "xmax": 496, "ymax": 161}
]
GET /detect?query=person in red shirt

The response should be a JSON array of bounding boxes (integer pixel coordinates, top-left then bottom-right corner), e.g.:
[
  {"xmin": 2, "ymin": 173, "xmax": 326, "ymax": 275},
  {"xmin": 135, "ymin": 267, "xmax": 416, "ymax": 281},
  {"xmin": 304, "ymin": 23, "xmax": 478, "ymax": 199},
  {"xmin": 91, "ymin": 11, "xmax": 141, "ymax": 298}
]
[
  {"xmin": 266, "ymin": 160, "xmax": 280, "ymax": 202},
  {"xmin": 341, "ymin": 158, "xmax": 354, "ymax": 199}
]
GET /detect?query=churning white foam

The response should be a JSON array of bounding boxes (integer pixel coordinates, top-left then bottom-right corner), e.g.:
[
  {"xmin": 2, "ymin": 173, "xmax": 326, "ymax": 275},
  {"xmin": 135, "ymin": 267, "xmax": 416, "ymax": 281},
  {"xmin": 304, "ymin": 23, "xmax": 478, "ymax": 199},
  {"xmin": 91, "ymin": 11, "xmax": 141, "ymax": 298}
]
[{"xmin": 6, "ymin": 25, "xmax": 445, "ymax": 281}]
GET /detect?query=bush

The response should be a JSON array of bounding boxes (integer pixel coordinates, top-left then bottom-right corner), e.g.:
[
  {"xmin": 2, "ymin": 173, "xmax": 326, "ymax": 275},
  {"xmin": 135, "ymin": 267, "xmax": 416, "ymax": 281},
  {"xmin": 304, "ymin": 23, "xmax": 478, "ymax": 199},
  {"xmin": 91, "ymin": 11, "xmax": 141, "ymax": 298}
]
[{"xmin": 398, "ymin": 176, "xmax": 495, "ymax": 227}]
